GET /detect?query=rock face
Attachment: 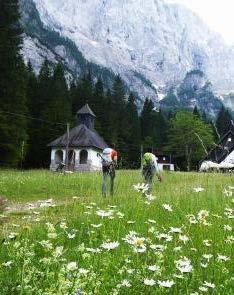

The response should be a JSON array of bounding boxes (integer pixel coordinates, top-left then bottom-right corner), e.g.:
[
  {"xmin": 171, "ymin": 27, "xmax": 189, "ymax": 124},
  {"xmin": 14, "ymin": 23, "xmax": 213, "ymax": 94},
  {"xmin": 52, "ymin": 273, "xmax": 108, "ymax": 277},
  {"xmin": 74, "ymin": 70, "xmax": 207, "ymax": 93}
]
[
  {"xmin": 20, "ymin": 0, "xmax": 234, "ymax": 111},
  {"xmin": 160, "ymin": 70, "xmax": 223, "ymax": 117}
]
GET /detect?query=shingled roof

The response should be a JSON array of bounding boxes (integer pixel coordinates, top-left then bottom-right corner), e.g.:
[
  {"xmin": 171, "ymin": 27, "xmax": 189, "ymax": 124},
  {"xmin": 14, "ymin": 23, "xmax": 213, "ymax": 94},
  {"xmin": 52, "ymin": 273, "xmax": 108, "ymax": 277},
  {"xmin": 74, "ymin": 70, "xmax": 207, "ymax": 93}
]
[
  {"xmin": 204, "ymin": 130, "xmax": 234, "ymax": 163},
  {"xmin": 77, "ymin": 104, "xmax": 96, "ymax": 117},
  {"xmin": 48, "ymin": 124, "xmax": 107, "ymax": 150}
]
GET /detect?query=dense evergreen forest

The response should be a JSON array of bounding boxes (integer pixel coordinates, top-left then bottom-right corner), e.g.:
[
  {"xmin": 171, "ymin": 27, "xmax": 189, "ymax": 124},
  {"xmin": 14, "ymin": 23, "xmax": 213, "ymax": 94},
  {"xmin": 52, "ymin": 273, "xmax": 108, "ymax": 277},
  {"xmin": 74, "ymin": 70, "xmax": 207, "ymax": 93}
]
[{"xmin": 0, "ymin": 0, "xmax": 233, "ymax": 171}]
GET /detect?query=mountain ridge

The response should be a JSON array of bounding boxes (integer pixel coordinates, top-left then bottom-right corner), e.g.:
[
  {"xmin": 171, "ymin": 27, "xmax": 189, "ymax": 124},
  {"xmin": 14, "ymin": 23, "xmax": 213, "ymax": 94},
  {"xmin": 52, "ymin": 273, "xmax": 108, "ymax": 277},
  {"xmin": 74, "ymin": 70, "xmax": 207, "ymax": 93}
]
[{"xmin": 20, "ymin": 0, "xmax": 234, "ymax": 113}]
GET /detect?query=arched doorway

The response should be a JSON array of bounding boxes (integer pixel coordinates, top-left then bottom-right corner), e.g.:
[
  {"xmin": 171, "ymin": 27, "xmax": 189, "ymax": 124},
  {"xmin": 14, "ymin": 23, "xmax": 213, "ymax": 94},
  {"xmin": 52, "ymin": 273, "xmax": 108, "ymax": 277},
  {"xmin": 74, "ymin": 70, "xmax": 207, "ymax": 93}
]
[
  {"xmin": 55, "ymin": 150, "xmax": 63, "ymax": 164},
  {"xmin": 80, "ymin": 150, "xmax": 88, "ymax": 164}
]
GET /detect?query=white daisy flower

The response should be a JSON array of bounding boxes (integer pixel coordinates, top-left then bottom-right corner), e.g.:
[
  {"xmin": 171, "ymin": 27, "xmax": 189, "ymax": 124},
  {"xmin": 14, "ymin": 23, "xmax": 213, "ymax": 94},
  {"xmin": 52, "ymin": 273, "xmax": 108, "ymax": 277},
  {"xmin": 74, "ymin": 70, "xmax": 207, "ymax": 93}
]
[
  {"xmin": 96, "ymin": 210, "xmax": 113, "ymax": 218},
  {"xmin": 2, "ymin": 261, "xmax": 13, "ymax": 267},
  {"xmin": 203, "ymin": 281, "xmax": 215, "ymax": 288},
  {"xmin": 67, "ymin": 262, "xmax": 78, "ymax": 271},
  {"xmin": 101, "ymin": 241, "xmax": 119, "ymax": 251},
  {"xmin": 193, "ymin": 187, "xmax": 205, "ymax": 193},
  {"xmin": 144, "ymin": 278, "xmax": 156, "ymax": 286},
  {"xmin": 175, "ymin": 257, "xmax": 193, "ymax": 273},
  {"xmin": 121, "ymin": 279, "xmax": 132, "ymax": 287},
  {"xmin": 179, "ymin": 234, "xmax": 189, "ymax": 244},
  {"xmin": 162, "ymin": 204, "xmax": 173, "ymax": 212},
  {"xmin": 148, "ymin": 265, "xmax": 160, "ymax": 272},
  {"xmin": 158, "ymin": 280, "xmax": 175, "ymax": 288},
  {"xmin": 217, "ymin": 254, "xmax": 230, "ymax": 262}
]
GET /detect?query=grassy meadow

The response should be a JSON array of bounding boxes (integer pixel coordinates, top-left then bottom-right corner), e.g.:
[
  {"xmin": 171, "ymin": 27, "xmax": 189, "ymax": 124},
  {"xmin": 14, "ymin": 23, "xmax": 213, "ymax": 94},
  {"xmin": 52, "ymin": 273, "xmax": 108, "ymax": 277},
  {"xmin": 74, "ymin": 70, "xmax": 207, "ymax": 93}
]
[{"xmin": 0, "ymin": 170, "xmax": 233, "ymax": 294}]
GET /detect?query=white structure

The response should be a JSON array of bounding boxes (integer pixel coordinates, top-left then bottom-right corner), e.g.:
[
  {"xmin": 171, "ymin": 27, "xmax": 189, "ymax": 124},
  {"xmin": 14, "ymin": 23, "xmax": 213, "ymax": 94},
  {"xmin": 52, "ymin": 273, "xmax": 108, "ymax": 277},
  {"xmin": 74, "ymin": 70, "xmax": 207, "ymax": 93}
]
[
  {"xmin": 48, "ymin": 104, "xmax": 107, "ymax": 172},
  {"xmin": 200, "ymin": 130, "xmax": 234, "ymax": 172},
  {"xmin": 156, "ymin": 154, "xmax": 175, "ymax": 172}
]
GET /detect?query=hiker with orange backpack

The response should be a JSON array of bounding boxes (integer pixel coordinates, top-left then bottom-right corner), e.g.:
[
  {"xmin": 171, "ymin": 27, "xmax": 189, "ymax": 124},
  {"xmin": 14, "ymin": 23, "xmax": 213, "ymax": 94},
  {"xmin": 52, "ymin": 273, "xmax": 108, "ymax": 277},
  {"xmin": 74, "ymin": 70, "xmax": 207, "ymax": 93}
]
[{"xmin": 99, "ymin": 144, "xmax": 118, "ymax": 197}]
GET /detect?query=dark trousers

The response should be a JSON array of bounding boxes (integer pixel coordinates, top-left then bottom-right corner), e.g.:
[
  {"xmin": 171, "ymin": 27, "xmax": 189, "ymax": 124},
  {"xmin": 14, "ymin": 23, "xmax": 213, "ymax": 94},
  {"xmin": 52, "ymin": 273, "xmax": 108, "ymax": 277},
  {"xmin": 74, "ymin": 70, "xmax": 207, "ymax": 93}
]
[
  {"xmin": 102, "ymin": 165, "xmax": 115, "ymax": 197},
  {"xmin": 142, "ymin": 166, "xmax": 156, "ymax": 193}
]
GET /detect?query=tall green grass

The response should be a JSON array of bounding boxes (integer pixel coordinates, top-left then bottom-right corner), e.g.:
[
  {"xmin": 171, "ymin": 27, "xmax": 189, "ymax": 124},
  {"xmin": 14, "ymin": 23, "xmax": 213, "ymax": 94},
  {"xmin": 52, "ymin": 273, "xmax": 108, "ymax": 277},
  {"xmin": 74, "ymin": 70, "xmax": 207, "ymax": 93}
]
[{"xmin": 0, "ymin": 170, "xmax": 233, "ymax": 294}]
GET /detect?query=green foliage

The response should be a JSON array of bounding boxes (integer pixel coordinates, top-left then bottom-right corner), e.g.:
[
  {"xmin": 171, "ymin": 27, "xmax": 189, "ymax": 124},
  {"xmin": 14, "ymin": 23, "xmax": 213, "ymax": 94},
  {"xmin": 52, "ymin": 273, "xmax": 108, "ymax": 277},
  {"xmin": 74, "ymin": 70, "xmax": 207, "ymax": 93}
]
[
  {"xmin": 216, "ymin": 106, "xmax": 234, "ymax": 137},
  {"xmin": 165, "ymin": 111, "xmax": 215, "ymax": 171},
  {"xmin": 0, "ymin": 0, "xmax": 28, "ymax": 167}
]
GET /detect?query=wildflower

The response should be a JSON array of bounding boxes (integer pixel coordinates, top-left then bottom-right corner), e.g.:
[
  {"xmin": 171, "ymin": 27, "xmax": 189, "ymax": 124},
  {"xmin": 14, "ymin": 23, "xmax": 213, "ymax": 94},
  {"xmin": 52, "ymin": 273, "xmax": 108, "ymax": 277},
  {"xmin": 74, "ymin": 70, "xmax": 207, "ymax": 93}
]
[
  {"xmin": 173, "ymin": 246, "xmax": 182, "ymax": 252},
  {"xmin": 96, "ymin": 210, "xmax": 113, "ymax": 218},
  {"xmin": 53, "ymin": 246, "xmax": 63, "ymax": 258},
  {"xmin": 2, "ymin": 261, "xmax": 13, "ymax": 267},
  {"xmin": 67, "ymin": 233, "xmax": 76, "ymax": 239},
  {"xmin": 148, "ymin": 219, "xmax": 156, "ymax": 224},
  {"xmin": 158, "ymin": 233, "xmax": 173, "ymax": 242},
  {"xmin": 158, "ymin": 280, "xmax": 175, "ymax": 288},
  {"xmin": 225, "ymin": 235, "xmax": 234, "ymax": 244},
  {"xmin": 60, "ymin": 222, "xmax": 68, "ymax": 229},
  {"xmin": 121, "ymin": 279, "xmax": 131, "ymax": 287},
  {"xmin": 187, "ymin": 214, "xmax": 198, "ymax": 224},
  {"xmin": 39, "ymin": 240, "xmax": 53, "ymax": 250},
  {"xmin": 67, "ymin": 262, "xmax": 78, "ymax": 271},
  {"xmin": 197, "ymin": 210, "xmax": 209, "ymax": 221},
  {"xmin": 8, "ymin": 232, "xmax": 18, "ymax": 240},
  {"xmin": 48, "ymin": 232, "xmax": 57, "ymax": 239},
  {"xmin": 116, "ymin": 212, "xmax": 125, "ymax": 219},
  {"xmin": 79, "ymin": 268, "xmax": 89, "ymax": 275},
  {"xmin": 224, "ymin": 225, "xmax": 232, "ymax": 231},
  {"xmin": 144, "ymin": 278, "xmax": 156, "ymax": 286},
  {"xmin": 203, "ymin": 240, "xmax": 212, "ymax": 247},
  {"xmin": 169, "ymin": 227, "xmax": 182, "ymax": 234},
  {"xmin": 175, "ymin": 257, "xmax": 193, "ymax": 273},
  {"xmin": 217, "ymin": 254, "xmax": 230, "ymax": 262},
  {"xmin": 162, "ymin": 204, "xmax": 173, "ymax": 212},
  {"xmin": 199, "ymin": 286, "xmax": 208, "ymax": 292},
  {"xmin": 179, "ymin": 234, "xmax": 189, "ymax": 244},
  {"xmin": 223, "ymin": 189, "xmax": 233, "ymax": 197},
  {"xmin": 200, "ymin": 262, "xmax": 208, "ymax": 268},
  {"xmin": 133, "ymin": 245, "xmax": 146, "ymax": 253},
  {"xmin": 202, "ymin": 254, "xmax": 213, "ymax": 261},
  {"xmin": 193, "ymin": 187, "xmax": 205, "ymax": 193},
  {"xmin": 148, "ymin": 265, "xmax": 160, "ymax": 272},
  {"xmin": 86, "ymin": 247, "xmax": 102, "ymax": 253},
  {"xmin": 150, "ymin": 244, "xmax": 166, "ymax": 252},
  {"xmin": 127, "ymin": 220, "xmax": 135, "ymax": 224},
  {"xmin": 133, "ymin": 183, "xmax": 149, "ymax": 193},
  {"xmin": 145, "ymin": 194, "xmax": 156, "ymax": 202},
  {"xmin": 101, "ymin": 241, "xmax": 119, "ymax": 251},
  {"xmin": 203, "ymin": 281, "xmax": 215, "ymax": 288},
  {"xmin": 91, "ymin": 223, "xmax": 102, "ymax": 228}
]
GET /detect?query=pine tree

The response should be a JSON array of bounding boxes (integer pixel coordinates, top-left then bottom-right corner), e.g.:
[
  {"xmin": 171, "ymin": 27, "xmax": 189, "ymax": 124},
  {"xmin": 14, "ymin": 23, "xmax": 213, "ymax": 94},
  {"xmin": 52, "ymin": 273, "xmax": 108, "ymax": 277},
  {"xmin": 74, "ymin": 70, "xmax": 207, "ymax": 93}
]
[
  {"xmin": 92, "ymin": 78, "xmax": 105, "ymax": 134},
  {"xmin": 0, "ymin": 0, "xmax": 28, "ymax": 166},
  {"xmin": 216, "ymin": 106, "xmax": 233, "ymax": 136},
  {"xmin": 24, "ymin": 60, "xmax": 53, "ymax": 167},
  {"xmin": 111, "ymin": 76, "xmax": 128, "ymax": 167},
  {"xmin": 140, "ymin": 98, "xmax": 155, "ymax": 147},
  {"xmin": 40, "ymin": 63, "xmax": 72, "ymax": 167},
  {"xmin": 23, "ymin": 62, "xmax": 39, "ymax": 167},
  {"xmin": 125, "ymin": 93, "xmax": 141, "ymax": 168},
  {"xmin": 72, "ymin": 72, "xmax": 93, "ymax": 114}
]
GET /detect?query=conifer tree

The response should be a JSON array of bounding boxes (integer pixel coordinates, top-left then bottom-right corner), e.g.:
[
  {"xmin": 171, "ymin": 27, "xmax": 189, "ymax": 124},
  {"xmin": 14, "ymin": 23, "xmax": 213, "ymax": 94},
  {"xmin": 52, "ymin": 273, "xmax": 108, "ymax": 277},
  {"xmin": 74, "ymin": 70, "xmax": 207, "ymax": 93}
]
[
  {"xmin": 0, "ymin": 0, "xmax": 28, "ymax": 166},
  {"xmin": 40, "ymin": 63, "xmax": 72, "ymax": 166},
  {"xmin": 24, "ymin": 60, "xmax": 53, "ymax": 167},
  {"xmin": 216, "ymin": 106, "xmax": 233, "ymax": 136},
  {"xmin": 111, "ymin": 76, "xmax": 128, "ymax": 166},
  {"xmin": 125, "ymin": 93, "xmax": 141, "ymax": 168},
  {"xmin": 92, "ymin": 78, "xmax": 105, "ymax": 134}
]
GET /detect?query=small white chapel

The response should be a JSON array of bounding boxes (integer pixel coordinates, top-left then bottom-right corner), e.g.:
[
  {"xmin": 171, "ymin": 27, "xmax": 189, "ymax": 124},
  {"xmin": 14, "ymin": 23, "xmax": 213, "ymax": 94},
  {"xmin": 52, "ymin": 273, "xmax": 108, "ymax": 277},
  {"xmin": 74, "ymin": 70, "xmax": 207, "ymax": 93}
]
[{"xmin": 48, "ymin": 104, "xmax": 108, "ymax": 172}]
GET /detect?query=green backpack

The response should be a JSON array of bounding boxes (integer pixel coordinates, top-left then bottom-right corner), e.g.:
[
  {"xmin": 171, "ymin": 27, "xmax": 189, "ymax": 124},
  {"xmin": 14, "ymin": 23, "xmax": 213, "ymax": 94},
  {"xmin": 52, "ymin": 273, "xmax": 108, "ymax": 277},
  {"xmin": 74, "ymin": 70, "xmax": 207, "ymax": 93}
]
[{"xmin": 142, "ymin": 153, "xmax": 153, "ymax": 168}]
